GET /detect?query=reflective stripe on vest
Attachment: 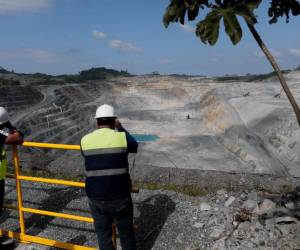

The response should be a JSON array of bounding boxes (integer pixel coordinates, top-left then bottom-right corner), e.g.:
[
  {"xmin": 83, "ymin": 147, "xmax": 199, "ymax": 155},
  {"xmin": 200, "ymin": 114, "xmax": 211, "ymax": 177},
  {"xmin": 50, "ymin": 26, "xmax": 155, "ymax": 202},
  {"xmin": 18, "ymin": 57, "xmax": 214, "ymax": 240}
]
[
  {"xmin": 81, "ymin": 128, "xmax": 128, "ymax": 177},
  {"xmin": 85, "ymin": 168, "xmax": 128, "ymax": 177},
  {"xmin": 0, "ymin": 147, "xmax": 7, "ymax": 180},
  {"xmin": 81, "ymin": 128, "xmax": 131, "ymax": 199},
  {"xmin": 83, "ymin": 147, "xmax": 126, "ymax": 156}
]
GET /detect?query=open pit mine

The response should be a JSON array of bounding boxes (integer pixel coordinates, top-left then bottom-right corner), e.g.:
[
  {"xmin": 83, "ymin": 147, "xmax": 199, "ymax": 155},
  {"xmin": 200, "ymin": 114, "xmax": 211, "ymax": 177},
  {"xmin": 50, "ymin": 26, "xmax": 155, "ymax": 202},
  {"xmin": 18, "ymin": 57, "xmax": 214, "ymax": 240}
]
[
  {"xmin": 1, "ymin": 68, "xmax": 300, "ymax": 249},
  {"xmin": 2, "ymin": 69, "xmax": 300, "ymax": 190}
]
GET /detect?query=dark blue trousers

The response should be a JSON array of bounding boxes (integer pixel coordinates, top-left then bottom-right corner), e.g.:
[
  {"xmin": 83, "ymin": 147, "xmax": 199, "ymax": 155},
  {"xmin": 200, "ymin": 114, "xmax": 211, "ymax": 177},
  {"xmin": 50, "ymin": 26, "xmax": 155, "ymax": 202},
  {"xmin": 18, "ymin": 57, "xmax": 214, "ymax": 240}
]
[{"xmin": 88, "ymin": 196, "xmax": 136, "ymax": 250}]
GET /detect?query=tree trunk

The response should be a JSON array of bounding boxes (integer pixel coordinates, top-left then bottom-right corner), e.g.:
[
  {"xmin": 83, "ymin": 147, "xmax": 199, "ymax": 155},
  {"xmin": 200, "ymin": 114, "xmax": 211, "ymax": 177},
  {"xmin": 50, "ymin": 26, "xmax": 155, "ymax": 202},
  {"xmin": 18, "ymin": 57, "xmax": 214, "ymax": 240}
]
[{"xmin": 247, "ymin": 22, "xmax": 300, "ymax": 126}]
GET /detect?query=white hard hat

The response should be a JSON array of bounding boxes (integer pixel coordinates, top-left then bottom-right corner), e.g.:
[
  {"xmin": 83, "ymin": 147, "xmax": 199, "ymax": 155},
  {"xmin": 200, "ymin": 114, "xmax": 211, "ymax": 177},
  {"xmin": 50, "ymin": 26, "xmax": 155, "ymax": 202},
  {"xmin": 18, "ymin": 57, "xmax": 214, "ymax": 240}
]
[
  {"xmin": 0, "ymin": 107, "xmax": 9, "ymax": 125},
  {"xmin": 95, "ymin": 104, "xmax": 116, "ymax": 119}
]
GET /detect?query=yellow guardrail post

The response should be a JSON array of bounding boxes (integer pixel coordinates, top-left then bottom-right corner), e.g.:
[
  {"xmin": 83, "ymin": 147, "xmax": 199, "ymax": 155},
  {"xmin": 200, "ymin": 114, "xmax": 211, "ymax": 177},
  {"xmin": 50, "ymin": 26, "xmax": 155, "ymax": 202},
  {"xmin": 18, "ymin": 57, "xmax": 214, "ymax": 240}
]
[{"xmin": 13, "ymin": 145, "xmax": 26, "ymax": 239}]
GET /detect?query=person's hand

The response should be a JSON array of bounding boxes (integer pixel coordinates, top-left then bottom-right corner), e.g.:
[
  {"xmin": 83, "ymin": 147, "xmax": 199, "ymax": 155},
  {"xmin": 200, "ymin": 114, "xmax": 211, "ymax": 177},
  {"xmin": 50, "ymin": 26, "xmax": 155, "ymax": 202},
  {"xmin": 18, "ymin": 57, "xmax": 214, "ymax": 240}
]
[
  {"xmin": 5, "ymin": 130, "xmax": 24, "ymax": 144},
  {"xmin": 115, "ymin": 119, "xmax": 123, "ymax": 130}
]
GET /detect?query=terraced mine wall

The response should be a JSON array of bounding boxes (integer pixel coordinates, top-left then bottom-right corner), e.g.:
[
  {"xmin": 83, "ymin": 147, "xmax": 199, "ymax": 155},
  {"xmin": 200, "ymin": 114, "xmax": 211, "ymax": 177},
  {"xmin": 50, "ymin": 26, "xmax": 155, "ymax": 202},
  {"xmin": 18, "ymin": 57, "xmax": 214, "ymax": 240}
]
[
  {"xmin": 2, "ymin": 71, "xmax": 300, "ymax": 192},
  {"xmin": 0, "ymin": 77, "xmax": 43, "ymax": 114}
]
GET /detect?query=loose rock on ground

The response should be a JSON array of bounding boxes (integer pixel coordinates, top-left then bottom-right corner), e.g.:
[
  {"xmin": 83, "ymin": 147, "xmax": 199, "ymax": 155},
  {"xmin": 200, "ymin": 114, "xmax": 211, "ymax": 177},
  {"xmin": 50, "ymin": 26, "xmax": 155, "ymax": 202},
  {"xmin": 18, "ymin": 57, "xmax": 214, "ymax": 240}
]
[{"xmin": 2, "ymin": 180, "xmax": 300, "ymax": 249}]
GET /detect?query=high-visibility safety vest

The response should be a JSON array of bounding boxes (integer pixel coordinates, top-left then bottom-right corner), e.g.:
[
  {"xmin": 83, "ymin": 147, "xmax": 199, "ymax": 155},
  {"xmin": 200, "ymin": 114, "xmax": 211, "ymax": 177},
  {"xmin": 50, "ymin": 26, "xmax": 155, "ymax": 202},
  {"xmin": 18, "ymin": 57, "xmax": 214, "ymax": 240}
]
[
  {"xmin": 0, "ymin": 146, "xmax": 7, "ymax": 180},
  {"xmin": 81, "ymin": 128, "xmax": 131, "ymax": 200}
]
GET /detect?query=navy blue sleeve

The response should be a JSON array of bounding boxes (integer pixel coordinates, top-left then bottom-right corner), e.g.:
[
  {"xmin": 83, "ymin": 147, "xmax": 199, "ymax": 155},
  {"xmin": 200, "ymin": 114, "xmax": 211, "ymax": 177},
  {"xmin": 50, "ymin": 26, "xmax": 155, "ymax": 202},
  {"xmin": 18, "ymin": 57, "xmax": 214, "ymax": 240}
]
[
  {"xmin": 118, "ymin": 128, "xmax": 138, "ymax": 153},
  {"xmin": 126, "ymin": 132, "xmax": 138, "ymax": 153}
]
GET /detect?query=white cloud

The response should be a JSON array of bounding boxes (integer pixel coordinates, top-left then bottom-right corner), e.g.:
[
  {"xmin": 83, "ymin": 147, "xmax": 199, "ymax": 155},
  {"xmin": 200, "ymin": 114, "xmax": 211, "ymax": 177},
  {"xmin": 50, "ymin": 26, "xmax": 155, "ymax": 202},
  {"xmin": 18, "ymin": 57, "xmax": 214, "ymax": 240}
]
[
  {"xmin": 92, "ymin": 30, "xmax": 106, "ymax": 39},
  {"xmin": 159, "ymin": 58, "xmax": 171, "ymax": 64},
  {"xmin": 289, "ymin": 48, "xmax": 300, "ymax": 59},
  {"xmin": 109, "ymin": 39, "xmax": 142, "ymax": 52},
  {"xmin": 0, "ymin": 0, "xmax": 52, "ymax": 14},
  {"xmin": 91, "ymin": 31, "xmax": 142, "ymax": 53},
  {"xmin": 0, "ymin": 48, "xmax": 59, "ymax": 63},
  {"xmin": 179, "ymin": 24, "xmax": 195, "ymax": 33},
  {"xmin": 209, "ymin": 54, "xmax": 225, "ymax": 63}
]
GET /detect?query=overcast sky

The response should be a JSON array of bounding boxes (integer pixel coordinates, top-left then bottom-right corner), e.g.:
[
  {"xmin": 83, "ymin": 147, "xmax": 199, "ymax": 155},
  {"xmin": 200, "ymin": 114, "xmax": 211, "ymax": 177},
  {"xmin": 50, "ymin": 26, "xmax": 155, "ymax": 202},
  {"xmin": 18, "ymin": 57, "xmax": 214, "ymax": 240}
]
[{"xmin": 0, "ymin": 0, "xmax": 299, "ymax": 76}]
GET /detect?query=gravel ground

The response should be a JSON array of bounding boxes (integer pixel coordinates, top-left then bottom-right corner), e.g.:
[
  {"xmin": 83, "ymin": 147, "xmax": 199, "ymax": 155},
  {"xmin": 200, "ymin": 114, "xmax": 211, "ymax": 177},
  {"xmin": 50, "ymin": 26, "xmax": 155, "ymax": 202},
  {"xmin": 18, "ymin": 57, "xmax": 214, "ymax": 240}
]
[{"xmin": 1, "ymin": 180, "xmax": 300, "ymax": 250}]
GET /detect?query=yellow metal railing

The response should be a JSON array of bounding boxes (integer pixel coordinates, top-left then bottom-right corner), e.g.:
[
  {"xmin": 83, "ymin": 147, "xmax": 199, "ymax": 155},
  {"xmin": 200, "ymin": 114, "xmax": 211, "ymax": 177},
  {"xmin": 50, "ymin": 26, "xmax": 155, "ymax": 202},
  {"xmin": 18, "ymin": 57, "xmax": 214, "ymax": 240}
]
[{"xmin": 0, "ymin": 141, "xmax": 139, "ymax": 250}]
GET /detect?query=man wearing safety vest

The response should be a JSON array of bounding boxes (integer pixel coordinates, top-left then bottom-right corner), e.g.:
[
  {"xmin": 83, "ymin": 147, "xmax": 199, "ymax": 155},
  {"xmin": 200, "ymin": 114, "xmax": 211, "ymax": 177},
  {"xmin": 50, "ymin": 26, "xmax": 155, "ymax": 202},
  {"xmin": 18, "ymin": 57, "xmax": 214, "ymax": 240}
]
[
  {"xmin": 0, "ymin": 107, "xmax": 23, "ymax": 248},
  {"xmin": 81, "ymin": 104, "xmax": 138, "ymax": 250}
]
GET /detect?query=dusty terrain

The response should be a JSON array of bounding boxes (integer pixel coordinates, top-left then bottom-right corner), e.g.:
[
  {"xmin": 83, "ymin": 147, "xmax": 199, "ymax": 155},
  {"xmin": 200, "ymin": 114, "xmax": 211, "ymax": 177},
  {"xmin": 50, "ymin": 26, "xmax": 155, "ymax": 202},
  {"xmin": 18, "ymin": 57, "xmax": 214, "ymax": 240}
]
[
  {"xmin": 1, "ymin": 70, "xmax": 300, "ymax": 190},
  {"xmin": 1, "ymin": 70, "xmax": 300, "ymax": 249}
]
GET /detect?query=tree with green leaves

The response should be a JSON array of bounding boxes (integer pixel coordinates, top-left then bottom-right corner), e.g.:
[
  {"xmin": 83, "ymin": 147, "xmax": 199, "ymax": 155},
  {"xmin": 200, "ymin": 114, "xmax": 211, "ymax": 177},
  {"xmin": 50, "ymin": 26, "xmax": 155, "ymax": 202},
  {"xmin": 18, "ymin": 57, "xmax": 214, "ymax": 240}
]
[{"xmin": 163, "ymin": 0, "xmax": 300, "ymax": 126}]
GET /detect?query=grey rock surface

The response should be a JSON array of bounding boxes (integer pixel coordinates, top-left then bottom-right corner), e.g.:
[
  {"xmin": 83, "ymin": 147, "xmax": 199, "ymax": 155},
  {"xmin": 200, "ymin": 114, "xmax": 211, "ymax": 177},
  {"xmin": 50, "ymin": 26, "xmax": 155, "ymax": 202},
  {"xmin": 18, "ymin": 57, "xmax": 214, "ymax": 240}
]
[
  {"xmin": 224, "ymin": 196, "xmax": 235, "ymax": 207},
  {"xmin": 200, "ymin": 202, "xmax": 211, "ymax": 211},
  {"xmin": 242, "ymin": 199, "xmax": 258, "ymax": 211},
  {"xmin": 254, "ymin": 199, "xmax": 276, "ymax": 215},
  {"xmin": 1, "ymin": 180, "xmax": 299, "ymax": 250}
]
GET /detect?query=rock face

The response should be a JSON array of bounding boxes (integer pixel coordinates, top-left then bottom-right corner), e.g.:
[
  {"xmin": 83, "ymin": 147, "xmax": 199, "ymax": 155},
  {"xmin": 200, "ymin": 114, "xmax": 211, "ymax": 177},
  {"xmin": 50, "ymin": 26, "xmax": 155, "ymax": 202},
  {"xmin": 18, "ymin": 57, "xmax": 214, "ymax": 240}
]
[
  {"xmin": 254, "ymin": 199, "xmax": 276, "ymax": 215},
  {"xmin": 0, "ymin": 78, "xmax": 43, "ymax": 114},
  {"xmin": 200, "ymin": 202, "xmax": 211, "ymax": 211},
  {"xmin": 224, "ymin": 196, "xmax": 235, "ymax": 207},
  {"xmin": 1, "ymin": 71, "xmax": 300, "ymax": 191}
]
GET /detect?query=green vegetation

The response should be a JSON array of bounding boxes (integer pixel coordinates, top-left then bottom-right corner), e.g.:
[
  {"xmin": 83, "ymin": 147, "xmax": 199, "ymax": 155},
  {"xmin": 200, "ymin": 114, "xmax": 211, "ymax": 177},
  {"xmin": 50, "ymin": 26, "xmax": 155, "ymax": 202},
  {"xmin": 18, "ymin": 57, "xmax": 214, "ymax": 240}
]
[
  {"xmin": 80, "ymin": 67, "xmax": 130, "ymax": 80},
  {"xmin": 16, "ymin": 72, "xmax": 54, "ymax": 80},
  {"xmin": 32, "ymin": 79, "xmax": 64, "ymax": 85},
  {"xmin": 0, "ymin": 66, "xmax": 9, "ymax": 74},
  {"xmin": 1, "ymin": 67, "xmax": 131, "ymax": 84},
  {"xmin": 29, "ymin": 72, "xmax": 53, "ymax": 79},
  {"xmin": 59, "ymin": 67, "xmax": 131, "ymax": 82},
  {"xmin": 215, "ymin": 69, "xmax": 291, "ymax": 82},
  {"xmin": 59, "ymin": 74, "xmax": 84, "ymax": 83},
  {"xmin": 8, "ymin": 167, "xmax": 208, "ymax": 196},
  {"xmin": 0, "ymin": 78, "xmax": 20, "ymax": 87},
  {"xmin": 134, "ymin": 181, "xmax": 209, "ymax": 196},
  {"xmin": 169, "ymin": 73, "xmax": 206, "ymax": 78}
]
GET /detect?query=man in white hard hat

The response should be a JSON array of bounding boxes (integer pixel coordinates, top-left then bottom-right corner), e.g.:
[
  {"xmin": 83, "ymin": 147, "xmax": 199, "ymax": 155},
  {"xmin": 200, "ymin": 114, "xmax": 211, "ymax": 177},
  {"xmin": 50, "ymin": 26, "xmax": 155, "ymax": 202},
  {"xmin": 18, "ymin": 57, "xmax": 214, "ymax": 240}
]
[
  {"xmin": 81, "ymin": 104, "xmax": 138, "ymax": 250},
  {"xmin": 0, "ymin": 107, "xmax": 23, "ymax": 248}
]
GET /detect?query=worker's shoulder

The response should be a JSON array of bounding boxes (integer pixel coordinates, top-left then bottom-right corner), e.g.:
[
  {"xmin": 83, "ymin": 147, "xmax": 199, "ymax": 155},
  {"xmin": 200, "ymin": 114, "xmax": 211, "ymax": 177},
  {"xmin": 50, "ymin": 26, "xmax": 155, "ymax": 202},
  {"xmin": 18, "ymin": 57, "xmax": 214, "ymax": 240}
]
[
  {"xmin": 81, "ymin": 129, "xmax": 125, "ymax": 141},
  {"xmin": 116, "ymin": 130, "xmax": 126, "ymax": 135},
  {"xmin": 81, "ymin": 130, "xmax": 97, "ymax": 143}
]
